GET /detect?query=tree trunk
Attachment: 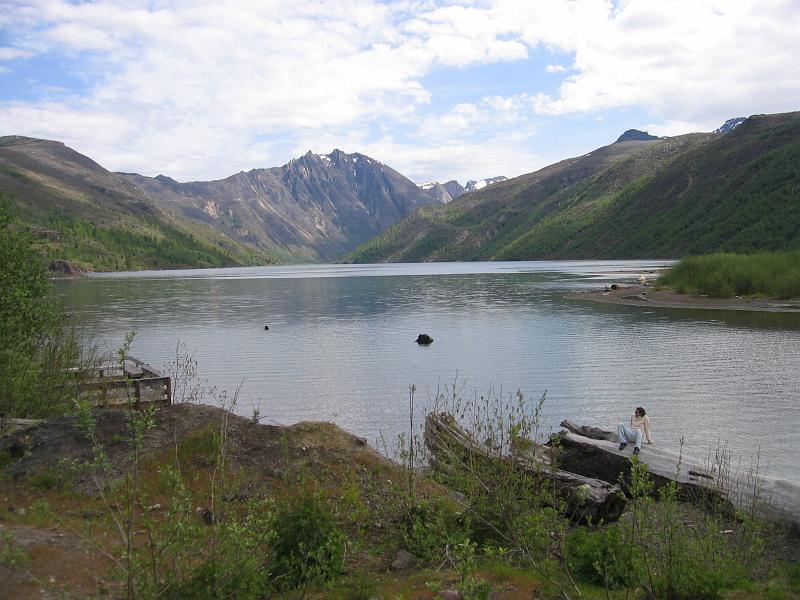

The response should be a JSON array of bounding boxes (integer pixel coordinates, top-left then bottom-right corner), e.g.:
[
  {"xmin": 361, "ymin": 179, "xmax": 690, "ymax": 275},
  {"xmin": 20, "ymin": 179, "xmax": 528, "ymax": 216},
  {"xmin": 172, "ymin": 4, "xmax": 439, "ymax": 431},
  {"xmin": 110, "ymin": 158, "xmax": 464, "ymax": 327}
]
[{"xmin": 424, "ymin": 413, "xmax": 627, "ymax": 523}]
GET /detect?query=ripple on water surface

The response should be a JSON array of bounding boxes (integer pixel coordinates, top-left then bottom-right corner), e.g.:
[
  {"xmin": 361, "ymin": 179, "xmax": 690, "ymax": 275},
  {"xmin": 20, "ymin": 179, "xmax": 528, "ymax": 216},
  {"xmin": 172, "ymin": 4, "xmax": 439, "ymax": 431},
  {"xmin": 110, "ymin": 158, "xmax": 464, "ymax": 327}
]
[{"xmin": 55, "ymin": 261, "xmax": 800, "ymax": 481}]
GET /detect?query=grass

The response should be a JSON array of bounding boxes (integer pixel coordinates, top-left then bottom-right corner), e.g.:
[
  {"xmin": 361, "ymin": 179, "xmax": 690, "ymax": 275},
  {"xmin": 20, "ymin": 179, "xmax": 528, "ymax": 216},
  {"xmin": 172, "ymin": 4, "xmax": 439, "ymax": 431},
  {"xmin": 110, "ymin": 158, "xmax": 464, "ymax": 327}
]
[{"xmin": 659, "ymin": 250, "xmax": 800, "ymax": 298}]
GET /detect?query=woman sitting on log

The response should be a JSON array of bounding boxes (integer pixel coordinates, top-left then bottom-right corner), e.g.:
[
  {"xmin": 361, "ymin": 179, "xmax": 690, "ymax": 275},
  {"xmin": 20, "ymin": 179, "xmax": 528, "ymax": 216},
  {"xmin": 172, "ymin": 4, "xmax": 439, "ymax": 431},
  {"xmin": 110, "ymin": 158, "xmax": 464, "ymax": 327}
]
[{"xmin": 617, "ymin": 406, "xmax": 653, "ymax": 455}]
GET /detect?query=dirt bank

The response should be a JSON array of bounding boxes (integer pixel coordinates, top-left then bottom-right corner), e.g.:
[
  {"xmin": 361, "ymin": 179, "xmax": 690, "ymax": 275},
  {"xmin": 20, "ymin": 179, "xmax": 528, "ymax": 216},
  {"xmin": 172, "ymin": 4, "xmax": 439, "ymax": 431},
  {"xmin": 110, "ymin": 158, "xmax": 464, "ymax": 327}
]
[
  {"xmin": 567, "ymin": 285, "xmax": 800, "ymax": 313},
  {"xmin": 0, "ymin": 404, "xmax": 413, "ymax": 599}
]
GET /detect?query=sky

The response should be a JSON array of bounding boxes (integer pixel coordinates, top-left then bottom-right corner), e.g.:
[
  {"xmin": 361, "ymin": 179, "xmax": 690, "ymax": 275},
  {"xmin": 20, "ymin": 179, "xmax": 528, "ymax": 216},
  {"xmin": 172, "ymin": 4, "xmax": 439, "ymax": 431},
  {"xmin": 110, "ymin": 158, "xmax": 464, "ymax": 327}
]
[{"xmin": 0, "ymin": 0, "xmax": 798, "ymax": 185}]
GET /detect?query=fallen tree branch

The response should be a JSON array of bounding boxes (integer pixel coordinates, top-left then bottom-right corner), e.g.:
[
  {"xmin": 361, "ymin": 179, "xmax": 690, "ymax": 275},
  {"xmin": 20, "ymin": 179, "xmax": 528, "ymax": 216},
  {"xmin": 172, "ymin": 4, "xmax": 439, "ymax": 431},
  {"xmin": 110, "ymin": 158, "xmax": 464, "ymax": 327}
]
[{"xmin": 424, "ymin": 413, "xmax": 626, "ymax": 523}]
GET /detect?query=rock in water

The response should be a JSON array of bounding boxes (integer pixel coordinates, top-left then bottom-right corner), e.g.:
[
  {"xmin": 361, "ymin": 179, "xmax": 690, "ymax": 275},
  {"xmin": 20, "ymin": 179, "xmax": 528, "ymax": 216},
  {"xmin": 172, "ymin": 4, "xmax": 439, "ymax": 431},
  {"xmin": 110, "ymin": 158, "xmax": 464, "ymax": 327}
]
[{"xmin": 415, "ymin": 333, "xmax": 434, "ymax": 345}]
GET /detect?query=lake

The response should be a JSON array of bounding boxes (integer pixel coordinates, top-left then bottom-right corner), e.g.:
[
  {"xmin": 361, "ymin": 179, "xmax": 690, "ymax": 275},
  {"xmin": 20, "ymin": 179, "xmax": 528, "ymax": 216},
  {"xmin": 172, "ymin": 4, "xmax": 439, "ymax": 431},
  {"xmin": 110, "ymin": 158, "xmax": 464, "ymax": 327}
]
[{"xmin": 54, "ymin": 261, "xmax": 800, "ymax": 481}]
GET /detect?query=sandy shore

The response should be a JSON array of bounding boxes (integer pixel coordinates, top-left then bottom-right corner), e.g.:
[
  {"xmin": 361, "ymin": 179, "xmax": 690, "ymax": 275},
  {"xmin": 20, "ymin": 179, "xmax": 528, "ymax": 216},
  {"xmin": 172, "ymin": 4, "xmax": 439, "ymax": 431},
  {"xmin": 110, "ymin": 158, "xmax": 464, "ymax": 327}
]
[{"xmin": 566, "ymin": 285, "xmax": 800, "ymax": 313}]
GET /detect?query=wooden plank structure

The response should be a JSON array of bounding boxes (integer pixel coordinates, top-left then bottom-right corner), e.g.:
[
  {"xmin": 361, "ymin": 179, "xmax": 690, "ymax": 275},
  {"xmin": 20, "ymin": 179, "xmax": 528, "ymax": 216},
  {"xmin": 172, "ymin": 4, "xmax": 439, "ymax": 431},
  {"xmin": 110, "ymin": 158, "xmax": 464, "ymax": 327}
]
[{"xmin": 73, "ymin": 356, "xmax": 172, "ymax": 410}]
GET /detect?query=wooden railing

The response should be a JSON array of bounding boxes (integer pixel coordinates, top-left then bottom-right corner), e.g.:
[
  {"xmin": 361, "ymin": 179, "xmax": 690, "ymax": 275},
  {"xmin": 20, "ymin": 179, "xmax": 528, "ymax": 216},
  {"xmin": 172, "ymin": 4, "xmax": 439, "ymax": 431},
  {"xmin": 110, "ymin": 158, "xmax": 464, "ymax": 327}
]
[{"xmin": 73, "ymin": 356, "xmax": 172, "ymax": 409}]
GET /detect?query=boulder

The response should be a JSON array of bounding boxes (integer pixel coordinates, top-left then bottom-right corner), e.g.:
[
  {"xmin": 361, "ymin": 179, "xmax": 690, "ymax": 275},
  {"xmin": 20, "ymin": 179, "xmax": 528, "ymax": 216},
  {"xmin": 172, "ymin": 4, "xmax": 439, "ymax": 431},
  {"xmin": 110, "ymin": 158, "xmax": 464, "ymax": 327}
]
[
  {"xmin": 48, "ymin": 260, "xmax": 85, "ymax": 278},
  {"xmin": 390, "ymin": 549, "xmax": 416, "ymax": 571},
  {"xmin": 415, "ymin": 333, "xmax": 434, "ymax": 345}
]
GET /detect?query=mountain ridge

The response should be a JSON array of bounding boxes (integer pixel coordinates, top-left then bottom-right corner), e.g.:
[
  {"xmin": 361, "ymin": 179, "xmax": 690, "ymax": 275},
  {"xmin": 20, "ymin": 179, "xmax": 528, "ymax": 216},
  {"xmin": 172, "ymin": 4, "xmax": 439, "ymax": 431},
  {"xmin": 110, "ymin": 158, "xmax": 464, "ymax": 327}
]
[
  {"xmin": 0, "ymin": 136, "xmax": 269, "ymax": 271},
  {"xmin": 119, "ymin": 147, "xmax": 446, "ymax": 262},
  {"xmin": 0, "ymin": 137, "xmax": 449, "ymax": 268},
  {"xmin": 345, "ymin": 111, "xmax": 800, "ymax": 263}
]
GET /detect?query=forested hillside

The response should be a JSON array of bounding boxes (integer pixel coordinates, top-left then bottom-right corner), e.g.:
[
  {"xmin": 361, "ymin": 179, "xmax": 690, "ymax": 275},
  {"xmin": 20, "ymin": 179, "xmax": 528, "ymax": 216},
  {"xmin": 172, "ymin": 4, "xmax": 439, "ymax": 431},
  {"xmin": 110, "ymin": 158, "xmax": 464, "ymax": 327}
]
[
  {"xmin": 345, "ymin": 112, "xmax": 800, "ymax": 263},
  {"xmin": 0, "ymin": 136, "xmax": 280, "ymax": 271}
]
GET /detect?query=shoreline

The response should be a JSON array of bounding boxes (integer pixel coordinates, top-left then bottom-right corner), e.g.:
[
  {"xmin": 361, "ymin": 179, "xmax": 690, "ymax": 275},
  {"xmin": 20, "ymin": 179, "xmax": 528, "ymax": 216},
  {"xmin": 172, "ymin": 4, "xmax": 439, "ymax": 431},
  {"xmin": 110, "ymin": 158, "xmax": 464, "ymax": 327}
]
[{"xmin": 566, "ymin": 285, "xmax": 800, "ymax": 313}]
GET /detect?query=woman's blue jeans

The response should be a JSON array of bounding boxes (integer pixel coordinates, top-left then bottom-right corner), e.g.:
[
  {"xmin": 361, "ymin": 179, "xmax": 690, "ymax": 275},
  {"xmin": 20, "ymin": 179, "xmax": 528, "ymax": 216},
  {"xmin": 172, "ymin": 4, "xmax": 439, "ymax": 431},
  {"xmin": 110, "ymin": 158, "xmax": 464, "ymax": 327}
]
[{"xmin": 617, "ymin": 423, "xmax": 642, "ymax": 449}]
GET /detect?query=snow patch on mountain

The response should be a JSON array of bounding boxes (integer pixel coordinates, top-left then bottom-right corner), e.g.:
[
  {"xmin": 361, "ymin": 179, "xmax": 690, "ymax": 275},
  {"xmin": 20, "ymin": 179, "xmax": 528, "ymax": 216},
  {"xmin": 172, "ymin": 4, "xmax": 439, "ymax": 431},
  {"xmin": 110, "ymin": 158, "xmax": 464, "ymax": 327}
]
[
  {"xmin": 714, "ymin": 117, "xmax": 747, "ymax": 134},
  {"xmin": 464, "ymin": 176, "xmax": 508, "ymax": 193}
]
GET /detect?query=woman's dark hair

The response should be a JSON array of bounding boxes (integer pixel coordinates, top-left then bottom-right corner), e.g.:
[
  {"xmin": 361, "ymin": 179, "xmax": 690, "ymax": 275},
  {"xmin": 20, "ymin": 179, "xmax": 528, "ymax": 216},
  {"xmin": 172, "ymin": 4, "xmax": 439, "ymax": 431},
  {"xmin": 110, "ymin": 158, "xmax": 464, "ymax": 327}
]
[{"xmin": 636, "ymin": 406, "xmax": 646, "ymax": 417}]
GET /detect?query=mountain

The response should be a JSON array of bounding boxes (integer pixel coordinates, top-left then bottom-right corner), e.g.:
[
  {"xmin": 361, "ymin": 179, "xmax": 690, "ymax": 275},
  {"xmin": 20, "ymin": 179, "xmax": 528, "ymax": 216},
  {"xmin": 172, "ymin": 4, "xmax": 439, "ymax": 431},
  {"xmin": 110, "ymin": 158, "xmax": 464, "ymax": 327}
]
[
  {"xmin": 465, "ymin": 176, "xmax": 509, "ymax": 192},
  {"xmin": 0, "ymin": 136, "xmax": 266, "ymax": 271},
  {"xmin": 0, "ymin": 139, "xmax": 447, "ymax": 269},
  {"xmin": 442, "ymin": 180, "xmax": 466, "ymax": 199},
  {"xmin": 715, "ymin": 117, "xmax": 747, "ymax": 134},
  {"xmin": 416, "ymin": 176, "xmax": 508, "ymax": 203},
  {"xmin": 615, "ymin": 129, "xmax": 664, "ymax": 143},
  {"xmin": 418, "ymin": 181, "xmax": 457, "ymax": 203},
  {"xmin": 120, "ymin": 149, "xmax": 445, "ymax": 262},
  {"xmin": 345, "ymin": 111, "xmax": 800, "ymax": 263}
]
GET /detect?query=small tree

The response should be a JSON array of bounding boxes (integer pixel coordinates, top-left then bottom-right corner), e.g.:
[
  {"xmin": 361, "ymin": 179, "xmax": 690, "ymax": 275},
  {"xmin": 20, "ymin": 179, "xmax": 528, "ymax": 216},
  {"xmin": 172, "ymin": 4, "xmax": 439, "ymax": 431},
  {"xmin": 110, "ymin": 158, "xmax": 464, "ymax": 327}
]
[{"xmin": 0, "ymin": 197, "xmax": 78, "ymax": 417}]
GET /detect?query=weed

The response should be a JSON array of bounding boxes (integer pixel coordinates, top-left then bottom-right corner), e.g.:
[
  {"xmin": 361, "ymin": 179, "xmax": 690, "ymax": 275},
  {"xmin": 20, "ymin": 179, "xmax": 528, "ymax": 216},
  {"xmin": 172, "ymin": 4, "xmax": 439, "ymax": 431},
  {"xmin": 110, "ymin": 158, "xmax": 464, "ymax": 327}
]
[
  {"xmin": 400, "ymin": 496, "xmax": 463, "ymax": 564},
  {"xmin": 177, "ymin": 424, "xmax": 221, "ymax": 467},
  {"xmin": 334, "ymin": 571, "xmax": 380, "ymax": 600},
  {"xmin": 565, "ymin": 524, "xmax": 636, "ymax": 588},
  {"xmin": 27, "ymin": 468, "xmax": 67, "ymax": 491},
  {"xmin": 616, "ymin": 455, "xmax": 765, "ymax": 600},
  {"xmin": 0, "ymin": 449, "xmax": 13, "ymax": 468},
  {"xmin": 0, "ymin": 531, "xmax": 29, "ymax": 568},
  {"xmin": 452, "ymin": 538, "xmax": 491, "ymax": 600}
]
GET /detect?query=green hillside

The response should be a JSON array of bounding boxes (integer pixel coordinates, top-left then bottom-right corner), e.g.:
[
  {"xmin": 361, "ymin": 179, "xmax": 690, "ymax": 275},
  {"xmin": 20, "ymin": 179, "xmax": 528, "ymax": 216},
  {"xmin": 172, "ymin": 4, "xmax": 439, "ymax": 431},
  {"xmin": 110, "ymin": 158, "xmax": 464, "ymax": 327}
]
[
  {"xmin": 345, "ymin": 112, "xmax": 800, "ymax": 263},
  {"xmin": 0, "ymin": 137, "xmax": 278, "ymax": 271}
]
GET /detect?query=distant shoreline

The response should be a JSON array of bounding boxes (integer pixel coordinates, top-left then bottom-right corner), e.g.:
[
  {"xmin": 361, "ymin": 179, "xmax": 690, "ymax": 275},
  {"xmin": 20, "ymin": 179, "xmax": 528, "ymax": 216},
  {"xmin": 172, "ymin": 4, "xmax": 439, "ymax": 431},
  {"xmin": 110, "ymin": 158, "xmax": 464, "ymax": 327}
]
[{"xmin": 566, "ymin": 285, "xmax": 800, "ymax": 313}]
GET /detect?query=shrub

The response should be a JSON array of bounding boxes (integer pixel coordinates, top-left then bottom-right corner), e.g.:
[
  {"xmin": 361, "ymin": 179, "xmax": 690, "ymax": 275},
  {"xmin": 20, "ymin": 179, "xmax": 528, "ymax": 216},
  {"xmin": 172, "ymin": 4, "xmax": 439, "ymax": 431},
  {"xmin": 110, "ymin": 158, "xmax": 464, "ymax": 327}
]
[
  {"xmin": 566, "ymin": 524, "xmax": 636, "ymax": 588},
  {"xmin": 617, "ymin": 459, "xmax": 760, "ymax": 600},
  {"xmin": 400, "ymin": 496, "xmax": 462, "ymax": 564},
  {"xmin": 270, "ymin": 492, "xmax": 345, "ymax": 590}
]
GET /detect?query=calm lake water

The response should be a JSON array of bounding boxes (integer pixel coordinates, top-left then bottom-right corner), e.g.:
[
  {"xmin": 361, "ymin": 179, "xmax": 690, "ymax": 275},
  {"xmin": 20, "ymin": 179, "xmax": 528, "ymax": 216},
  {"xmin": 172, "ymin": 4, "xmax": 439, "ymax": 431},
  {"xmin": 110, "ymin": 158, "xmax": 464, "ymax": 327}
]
[{"xmin": 54, "ymin": 261, "xmax": 800, "ymax": 481}]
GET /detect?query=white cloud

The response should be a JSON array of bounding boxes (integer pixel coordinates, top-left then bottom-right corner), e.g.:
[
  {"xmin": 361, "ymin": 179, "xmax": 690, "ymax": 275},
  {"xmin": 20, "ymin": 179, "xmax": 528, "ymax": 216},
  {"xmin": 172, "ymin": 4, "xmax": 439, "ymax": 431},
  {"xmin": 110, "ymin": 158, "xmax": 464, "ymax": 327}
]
[
  {"xmin": 0, "ymin": 46, "xmax": 35, "ymax": 60},
  {"xmin": 645, "ymin": 120, "xmax": 710, "ymax": 137},
  {"xmin": 526, "ymin": 0, "xmax": 800, "ymax": 124},
  {"xmin": 0, "ymin": 102, "xmax": 135, "ymax": 147},
  {"xmin": 357, "ymin": 136, "xmax": 543, "ymax": 185},
  {"xmin": 0, "ymin": 0, "xmax": 797, "ymax": 181}
]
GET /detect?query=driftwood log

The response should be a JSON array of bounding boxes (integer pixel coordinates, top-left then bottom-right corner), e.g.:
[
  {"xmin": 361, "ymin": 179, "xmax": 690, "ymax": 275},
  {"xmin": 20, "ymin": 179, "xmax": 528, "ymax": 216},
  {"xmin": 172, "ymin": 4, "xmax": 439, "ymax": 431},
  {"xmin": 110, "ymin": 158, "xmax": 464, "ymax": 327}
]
[
  {"xmin": 559, "ymin": 420, "xmax": 616, "ymax": 441},
  {"xmin": 424, "ymin": 413, "xmax": 626, "ymax": 523},
  {"xmin": 556, "ymin": 425, "xmax": 800, "ymax": 534}
]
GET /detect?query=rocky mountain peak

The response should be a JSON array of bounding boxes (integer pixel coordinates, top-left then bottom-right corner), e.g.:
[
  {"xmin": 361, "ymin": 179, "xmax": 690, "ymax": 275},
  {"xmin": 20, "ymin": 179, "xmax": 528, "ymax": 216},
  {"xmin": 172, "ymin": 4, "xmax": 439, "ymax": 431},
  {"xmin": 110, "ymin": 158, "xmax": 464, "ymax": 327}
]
[
  {"xmin": 615, "ymin": 129, "xmax": 663, "ymax": 143},
  {"xmin": 714, "ymin": 117, "xmax": 747, "ymax": 134},
  {"xmin": 465, "ymin": 176, "xmax": 508, "ymax": 193}
]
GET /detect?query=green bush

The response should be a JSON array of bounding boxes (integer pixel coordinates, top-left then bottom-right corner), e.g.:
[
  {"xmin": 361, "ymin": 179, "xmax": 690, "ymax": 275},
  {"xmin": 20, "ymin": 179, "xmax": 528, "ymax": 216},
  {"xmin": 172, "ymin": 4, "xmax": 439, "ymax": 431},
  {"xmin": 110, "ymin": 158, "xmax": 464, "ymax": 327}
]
[
  {"xmin": 566, "ymin": 524, "xmax": 636, "ymax": 588},
  {"xmin": 162, "ymin": 558, "xmax": 267, "ymax": 600},
  {"xmin": 615, "ymin": 461, "xmax": 758, "ymax": 600},
  {"xmin": 400, "ymin": 496, "xmax": 462, "ymax": 564},
  {"xmin": 270, "ymin": 492, "xmax": 345, "ymax": 590}
]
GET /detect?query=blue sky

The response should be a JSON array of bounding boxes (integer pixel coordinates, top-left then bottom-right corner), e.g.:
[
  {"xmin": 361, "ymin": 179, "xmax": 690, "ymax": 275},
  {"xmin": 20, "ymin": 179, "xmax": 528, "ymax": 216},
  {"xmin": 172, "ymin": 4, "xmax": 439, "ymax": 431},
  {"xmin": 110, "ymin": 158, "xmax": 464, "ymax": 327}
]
[{"xmin": 1, "ymin": 1, "xmax": 798, "ymax": 184}]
